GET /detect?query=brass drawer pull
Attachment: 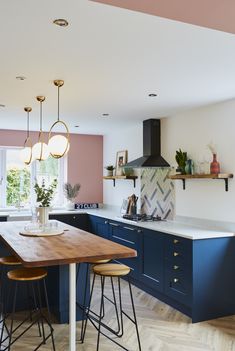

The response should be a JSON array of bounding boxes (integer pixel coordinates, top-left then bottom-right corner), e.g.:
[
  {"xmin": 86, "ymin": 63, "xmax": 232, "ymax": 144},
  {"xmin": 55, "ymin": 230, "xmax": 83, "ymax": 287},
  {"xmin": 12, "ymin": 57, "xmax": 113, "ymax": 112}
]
[
  {"xmin": 173, "ymin": 278, "xmax": 179, "ymax": 283},
  {"xmin": 173, "ymin": 265, "xmax": 179, "ymax": 270},
  {"xmin": 173, "ymin": 252, "xmax": 179, "ymax": 257},
  {"xmin": 173, "ymin": 239, "xmax": 179, "ymax": 244}
]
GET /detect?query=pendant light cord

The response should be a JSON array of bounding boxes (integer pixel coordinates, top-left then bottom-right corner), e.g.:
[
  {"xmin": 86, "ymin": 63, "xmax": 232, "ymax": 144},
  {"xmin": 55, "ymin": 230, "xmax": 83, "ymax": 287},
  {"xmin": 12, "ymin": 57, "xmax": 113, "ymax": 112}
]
[
  {"xmin": 57, "ymin": 85, "xmax": 60, "ymax": 122},
  {"xmin": 27, "ymin": 111, "xmax": 29, "ymax": 138},
  {"xmin": 40, "ymin": 101, "xmax": 42, "ymax": 131}
]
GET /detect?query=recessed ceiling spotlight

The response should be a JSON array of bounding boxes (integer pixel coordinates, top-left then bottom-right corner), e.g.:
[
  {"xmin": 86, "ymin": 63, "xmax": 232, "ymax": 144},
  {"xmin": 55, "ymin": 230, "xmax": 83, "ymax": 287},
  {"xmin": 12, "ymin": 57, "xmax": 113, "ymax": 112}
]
[
  {"xmin": 102, "ymin": 113, "xmax": 109, "ymax": 117},
  {"xmin": 148, "ymin": 93, "xmax": 157, "ymax": 97},
  {"xmin": 16, "ymin": 76, "xmax": 26, "ymax": 81},
  {"xmin": 0, "ymin": 104, "xmax": 5, "ymax": 108},
  {"xmin": 74, "ymin": 125, "xmax": 79, "ymax": 128},
  {"xmin": 53, "ymin": 19, "xmax": 69, "ymax": 27}
]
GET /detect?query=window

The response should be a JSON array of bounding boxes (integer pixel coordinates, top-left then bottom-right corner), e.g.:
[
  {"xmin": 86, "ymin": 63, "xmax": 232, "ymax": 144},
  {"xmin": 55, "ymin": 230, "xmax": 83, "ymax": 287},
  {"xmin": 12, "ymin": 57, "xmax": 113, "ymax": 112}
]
[{"xmin": 0, "ymin": 147, "xmax": 66, "ymax": 208}]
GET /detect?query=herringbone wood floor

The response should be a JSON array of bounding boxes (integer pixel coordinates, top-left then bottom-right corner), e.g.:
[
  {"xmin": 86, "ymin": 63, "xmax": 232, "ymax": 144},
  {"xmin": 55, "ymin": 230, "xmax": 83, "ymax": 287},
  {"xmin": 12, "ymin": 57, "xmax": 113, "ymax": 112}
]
[{"xmin": 3, "ymin": 277, "xmax": 235, "ymax": 351}]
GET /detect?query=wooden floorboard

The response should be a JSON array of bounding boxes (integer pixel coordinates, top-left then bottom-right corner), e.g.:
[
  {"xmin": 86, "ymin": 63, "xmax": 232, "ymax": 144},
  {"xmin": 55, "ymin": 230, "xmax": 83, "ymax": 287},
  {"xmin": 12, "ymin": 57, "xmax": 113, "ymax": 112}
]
[{"xmin": 3, "ymin": 277, "xmax": 235, "ymax": 351}]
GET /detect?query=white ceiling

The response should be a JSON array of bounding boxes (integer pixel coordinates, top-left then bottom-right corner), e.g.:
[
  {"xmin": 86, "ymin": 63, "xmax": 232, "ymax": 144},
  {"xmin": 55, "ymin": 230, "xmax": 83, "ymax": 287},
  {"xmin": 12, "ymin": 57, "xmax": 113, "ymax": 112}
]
[{"xmin": 0, "ymin": 0, "xmax": 235, "ymax": 135}]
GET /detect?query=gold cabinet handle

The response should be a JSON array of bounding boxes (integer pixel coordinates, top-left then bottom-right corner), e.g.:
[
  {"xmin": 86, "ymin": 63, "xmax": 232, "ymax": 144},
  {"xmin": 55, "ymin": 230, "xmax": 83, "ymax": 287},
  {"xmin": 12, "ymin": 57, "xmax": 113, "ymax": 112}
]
[
  {"xmin": 173, "ymin": 278, "xmax": 179, "ymax": 283},
  {"xmin": 173, "ymin": 252, "xmax": 179, "ymax": 257},
  {"xmin": 173, "ymin": 239, "xmax": 179, "ymax": 244},
  {"xmin": 173, "ymin": 265, "xmax": 179, "ymax": 270}
]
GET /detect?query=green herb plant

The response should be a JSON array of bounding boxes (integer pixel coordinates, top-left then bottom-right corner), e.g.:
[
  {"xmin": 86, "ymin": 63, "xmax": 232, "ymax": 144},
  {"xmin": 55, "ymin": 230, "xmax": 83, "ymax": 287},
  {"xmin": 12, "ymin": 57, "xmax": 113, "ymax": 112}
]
[
  {"xmin": 105, "ymin": 165, "xmax": 115, "ymax": 171},
  {"xmin": 34, "ymin": 179, "xmax": 58, "ymax": 207},
  {"xmin": 175, "ymin": 149, "xmax": 187, "ymax": 174}
]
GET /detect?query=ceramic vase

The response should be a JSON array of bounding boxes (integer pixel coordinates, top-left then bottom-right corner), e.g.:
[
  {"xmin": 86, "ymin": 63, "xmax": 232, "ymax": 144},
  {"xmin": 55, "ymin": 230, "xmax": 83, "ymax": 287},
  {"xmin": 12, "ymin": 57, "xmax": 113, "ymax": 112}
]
[
  {"xmin": 66, "ymin": 200, "xmax": 75, "ymax": 211},
  {"xmin": 210, "ymin": 154, "xmax": 220, "ymax": 174},
  {"xmin": 37, "ymin": 207, "xmax": 50, "ymax": 225},
  {"xmin": 106, "ymin": 170, "xmax": 113, "ymax": 176}
]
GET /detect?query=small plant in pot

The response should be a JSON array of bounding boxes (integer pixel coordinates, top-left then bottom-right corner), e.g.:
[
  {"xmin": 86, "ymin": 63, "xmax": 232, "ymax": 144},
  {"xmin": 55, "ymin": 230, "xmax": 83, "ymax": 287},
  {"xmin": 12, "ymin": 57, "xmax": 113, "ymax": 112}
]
[
  {"xmin": 105, "ymin": 165, "xmax": 115, "ymax": 177},
  {"xmin": 64, "ymin": 182, "xmax": 81, "ymax": 211},
  {"xmin": 175, "ymin": 149, "xmax": 187, "ymax": 174},
  {"xmin": 34, "ymin": 179, "xmax": 57, "ymax": 224}
]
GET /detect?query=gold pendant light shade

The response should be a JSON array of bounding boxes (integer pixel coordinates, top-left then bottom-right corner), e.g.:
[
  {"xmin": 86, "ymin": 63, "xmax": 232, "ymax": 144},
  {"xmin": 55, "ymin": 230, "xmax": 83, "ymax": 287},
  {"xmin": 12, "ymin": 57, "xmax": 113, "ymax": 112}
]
[
  {"xmin": 48, "ymin": 80, "xmax": 70, "ymax": 158},
  {"xmin": 32, "ymin": 96, "xmax": 49, "ymax": 161},
  {"xmin": 20, "ymin": 107, "xmax": 33, "ymax": 165}
]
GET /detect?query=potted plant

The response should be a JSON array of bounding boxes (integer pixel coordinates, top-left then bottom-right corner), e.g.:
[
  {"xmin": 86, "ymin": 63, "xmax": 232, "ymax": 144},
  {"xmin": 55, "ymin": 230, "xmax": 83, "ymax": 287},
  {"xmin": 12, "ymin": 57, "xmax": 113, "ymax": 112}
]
[
  {"xmin": 105, "ymin": 165, "xmax": 115, "ymax": 177},
  {"xmin": 175, "ymin": 149, "xmax": 187, "ymax": 174},
  {"xmin": 34, "ymin": 179, "xmax": 57, "ymax": 224},
  {"xmin": 64, "ymin": 182, "xmax": 81, "ymax": 210}
]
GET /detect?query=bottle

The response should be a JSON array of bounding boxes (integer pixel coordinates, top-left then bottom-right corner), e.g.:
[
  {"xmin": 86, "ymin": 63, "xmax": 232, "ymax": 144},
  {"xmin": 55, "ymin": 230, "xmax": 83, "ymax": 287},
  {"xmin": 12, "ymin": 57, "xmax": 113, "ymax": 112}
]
[{"xmin": 210, "ymin": 154, "xmax": 220, "ymax": 174}]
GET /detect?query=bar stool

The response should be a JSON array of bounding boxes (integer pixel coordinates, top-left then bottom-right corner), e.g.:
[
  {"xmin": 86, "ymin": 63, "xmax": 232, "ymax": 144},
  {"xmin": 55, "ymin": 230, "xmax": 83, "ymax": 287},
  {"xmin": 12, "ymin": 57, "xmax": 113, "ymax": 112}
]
[
  {"xmin": 4, "ymin": 267, "xmax": 56, "ymax": 351},
  {"xmin": 84, "ymin": 263, "xmax": 142, "ymax": 351},
  {"xmin": 0, "ymin": 256, "xmax": 22, "ymax": 346},
  {"xmin": 76, "ymin": 259, "xmax": 112, "ymax": 343}
]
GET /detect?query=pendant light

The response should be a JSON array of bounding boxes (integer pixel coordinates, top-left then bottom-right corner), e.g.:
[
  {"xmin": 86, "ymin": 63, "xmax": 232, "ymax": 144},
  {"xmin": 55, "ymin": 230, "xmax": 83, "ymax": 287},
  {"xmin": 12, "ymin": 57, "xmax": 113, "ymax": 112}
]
[
  {"xmin": 48, "ymin": 80, "xmax": 70, "ymax": 158},
  {"xmin": 32, "ymin": 96, "xmax": 50, "ymax": 161},
  {"xmin": 20, "ymin": 107, "xmax": 33, "ymax": 165}
]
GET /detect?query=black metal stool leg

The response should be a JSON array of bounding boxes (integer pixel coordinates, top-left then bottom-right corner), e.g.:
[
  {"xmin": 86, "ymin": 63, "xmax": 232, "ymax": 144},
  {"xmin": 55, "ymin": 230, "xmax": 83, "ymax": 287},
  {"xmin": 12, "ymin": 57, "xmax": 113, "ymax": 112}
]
[
  {"xmin": 43, "ymin": 279, "xmax": 56, "ymax": 351},
  {"xmin": 128, "ymin": 278, "xmax": 141, "ymax": 351},
  {"xmin": 31, "ymin": 283, "xmax": 42, "ymax": 338},
  {"xmin": 7, "ymin": 282, "xmax": 17, "ymax": 351},
  {"xmin": 96, "ymin": 276, "xmax": 105, "ymax": 351},
  {"xmin": 82, "ymin": 272, "xmax": 96, "ymax": 342},
  {"xmin": 77, "ymin": 263, "xmax": 89, "ymax": 343},
  {"xmin": 118, "ymin": 277, "xmax": 124, "ymax": 337},
  {"xmin": 36, "ymin": 281, "xmax": 46, "ymax": 344},
  {"xmin": 110, "ymin": 276, "xmax": 121, "ymax": 334}
]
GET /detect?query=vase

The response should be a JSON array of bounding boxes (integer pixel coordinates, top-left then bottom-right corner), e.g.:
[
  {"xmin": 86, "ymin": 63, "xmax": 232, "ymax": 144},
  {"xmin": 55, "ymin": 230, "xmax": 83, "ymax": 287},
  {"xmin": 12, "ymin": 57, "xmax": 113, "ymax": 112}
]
[
  {"xmin": 210, "ymin": 154, "xmax": 220, "ymax": 174},
  {"xmin": 37, "ymin": 207, "xmax": 50, "ymax": 225},
  {"xmin": 66, "ymin": 200, "xmax": 75, "ymax": 211},
  {"xmin": 106, "ymin": 170, "xmax": 113, "ymax": 176}
]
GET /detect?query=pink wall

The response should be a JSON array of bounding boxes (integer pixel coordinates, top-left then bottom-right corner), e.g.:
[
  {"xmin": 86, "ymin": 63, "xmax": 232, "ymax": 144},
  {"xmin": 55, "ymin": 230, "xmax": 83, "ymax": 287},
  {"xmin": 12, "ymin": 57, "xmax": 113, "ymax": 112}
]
[{"xmin": 0, "ymin": 129, "xmax": 103, "ymax": 204}]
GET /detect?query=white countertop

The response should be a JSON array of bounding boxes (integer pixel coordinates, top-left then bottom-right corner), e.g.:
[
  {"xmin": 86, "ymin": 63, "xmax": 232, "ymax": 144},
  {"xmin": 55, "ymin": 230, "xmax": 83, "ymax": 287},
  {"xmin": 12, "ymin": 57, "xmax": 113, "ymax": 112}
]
[{"xmin": 2, "ymin": 207, "xmax": 234, "ymax": 240}]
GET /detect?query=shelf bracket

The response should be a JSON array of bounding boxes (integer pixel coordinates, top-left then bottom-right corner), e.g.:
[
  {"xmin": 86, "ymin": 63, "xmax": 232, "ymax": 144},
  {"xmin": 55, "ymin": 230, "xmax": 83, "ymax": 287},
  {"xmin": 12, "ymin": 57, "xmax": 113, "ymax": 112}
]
[
  {"xmin": 133, "ymin": 179, "xmax": 136, "ymax": 188},
  {"xmin": 182, "ymin": 179, "xmax": 186, "ymax": 190},
  {"xmin": 113, "ymin": 179, "xmax": 116, "ymax": 187},
  {"xmin": 224, "ymin": 178, "xmax": 228, "ymax": 192}
]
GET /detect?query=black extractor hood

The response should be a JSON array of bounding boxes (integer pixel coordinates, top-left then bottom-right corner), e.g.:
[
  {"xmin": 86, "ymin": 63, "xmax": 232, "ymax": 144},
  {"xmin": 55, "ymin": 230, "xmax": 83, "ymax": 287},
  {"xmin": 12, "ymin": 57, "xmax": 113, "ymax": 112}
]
[{"xmin": 125, "ymin": 119, "xmax": 170, "ymax": 168}]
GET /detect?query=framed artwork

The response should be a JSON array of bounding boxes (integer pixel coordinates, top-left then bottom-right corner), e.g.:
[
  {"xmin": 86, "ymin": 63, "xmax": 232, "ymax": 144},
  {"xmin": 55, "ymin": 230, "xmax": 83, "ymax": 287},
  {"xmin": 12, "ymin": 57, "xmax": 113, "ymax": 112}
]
[{"xmin": 115, "ymin": 150, "xmax": 128, "ymax": 176}]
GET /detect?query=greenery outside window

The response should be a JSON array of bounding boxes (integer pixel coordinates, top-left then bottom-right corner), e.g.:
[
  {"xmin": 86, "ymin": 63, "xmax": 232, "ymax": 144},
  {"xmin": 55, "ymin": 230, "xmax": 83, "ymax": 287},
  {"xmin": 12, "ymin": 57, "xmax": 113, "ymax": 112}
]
[{"xmin": 0, "ymin": 147, "xmax": 66, "ymax": 208}]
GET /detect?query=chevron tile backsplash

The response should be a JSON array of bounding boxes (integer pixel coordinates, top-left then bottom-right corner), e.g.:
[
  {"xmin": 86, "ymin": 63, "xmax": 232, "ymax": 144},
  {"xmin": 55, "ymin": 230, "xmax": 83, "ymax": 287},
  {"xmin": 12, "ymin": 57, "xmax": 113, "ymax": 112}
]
[{"xmin": 141, "ymin": 169, "xmax": 175, "ymax": 220}]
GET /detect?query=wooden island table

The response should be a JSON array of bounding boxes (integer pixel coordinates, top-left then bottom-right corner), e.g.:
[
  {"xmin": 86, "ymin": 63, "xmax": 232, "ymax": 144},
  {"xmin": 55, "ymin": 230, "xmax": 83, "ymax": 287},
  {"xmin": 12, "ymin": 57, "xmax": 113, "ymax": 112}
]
[{"xmin": 0, "ymin": 221, "xmax": 136, "ymax": 351}]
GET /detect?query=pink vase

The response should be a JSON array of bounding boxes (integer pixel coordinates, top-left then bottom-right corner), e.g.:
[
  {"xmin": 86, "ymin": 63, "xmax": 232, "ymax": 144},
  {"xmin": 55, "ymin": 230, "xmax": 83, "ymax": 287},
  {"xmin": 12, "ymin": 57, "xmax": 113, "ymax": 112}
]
[{"xmin": 210, "ymin": 154, "xmax": 220, "ymax": 174}]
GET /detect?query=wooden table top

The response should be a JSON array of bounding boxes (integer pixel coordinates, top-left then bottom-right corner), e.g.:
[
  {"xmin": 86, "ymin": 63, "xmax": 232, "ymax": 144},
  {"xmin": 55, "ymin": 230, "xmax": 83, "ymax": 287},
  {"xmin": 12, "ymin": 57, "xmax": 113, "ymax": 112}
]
[{"xmin": 0, "ymin": 221, "xmax": 136, "ymax": 267}]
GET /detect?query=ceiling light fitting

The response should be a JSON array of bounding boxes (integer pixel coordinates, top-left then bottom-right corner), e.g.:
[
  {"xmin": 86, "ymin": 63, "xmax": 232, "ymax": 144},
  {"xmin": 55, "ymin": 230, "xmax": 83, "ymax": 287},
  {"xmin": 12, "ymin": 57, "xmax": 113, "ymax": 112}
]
[
  {"xmin": 148, "ymin": 93, "xmax": 157, "ymax": 97},
  {"xmin": 20, "ymin": 107, "xmax": 33, "ymax": 165},
  {"xmin": 48, "ymin": 80, "xmax": 70, "ymax": 159},
  {"xmin": 16, "ymin": 76, "xmax": 26, "ymax": 81},
  {"xmin": 32, "ymin": 96, "xmax": 50, "ymax": 161},
  {"xmin": 53, "ymin": 19, "xmax": 69, "ymax": 27},
  {"xmin": 0, "ymin": 104, "xmax": 5, "ymax": 108},
  {"xmin": 102, "ymin": 113, "xmax": 109, "ymax": 117}
]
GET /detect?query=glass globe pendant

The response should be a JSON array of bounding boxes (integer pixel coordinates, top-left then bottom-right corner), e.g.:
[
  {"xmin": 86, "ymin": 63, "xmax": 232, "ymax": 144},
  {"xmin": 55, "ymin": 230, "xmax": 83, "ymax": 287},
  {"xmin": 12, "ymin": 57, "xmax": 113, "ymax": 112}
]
[
  {"xmin": 20, "ymin": 107, "xmax": 33, "ymax": 165},
  {"xmin": 32, "ymin": 96, "xmax": 49, "ymax": 161},
  {"xmin": 48, "ymin": 80, "xmax": 70, "ymax": 158}
]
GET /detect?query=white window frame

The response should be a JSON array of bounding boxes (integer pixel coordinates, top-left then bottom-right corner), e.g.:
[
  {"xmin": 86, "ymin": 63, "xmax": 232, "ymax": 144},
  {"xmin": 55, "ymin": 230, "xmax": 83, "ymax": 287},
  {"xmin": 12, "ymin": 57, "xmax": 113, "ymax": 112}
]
[{"xmin": 0, "ymin": 146, "xmax": 67, "ymax": 209}]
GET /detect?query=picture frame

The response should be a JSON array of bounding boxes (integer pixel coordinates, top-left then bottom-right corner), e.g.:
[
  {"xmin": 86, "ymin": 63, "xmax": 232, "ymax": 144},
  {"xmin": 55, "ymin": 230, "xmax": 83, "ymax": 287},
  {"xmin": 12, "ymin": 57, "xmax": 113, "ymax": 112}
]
[{"xmin": 115, "ymin": 150, "xmax": 128, "ymax": 176}]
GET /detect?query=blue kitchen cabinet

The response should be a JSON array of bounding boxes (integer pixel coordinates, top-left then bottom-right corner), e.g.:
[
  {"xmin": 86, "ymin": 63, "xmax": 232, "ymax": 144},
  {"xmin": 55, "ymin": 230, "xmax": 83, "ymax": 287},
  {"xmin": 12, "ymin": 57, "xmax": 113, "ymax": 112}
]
[
  {"xmin": 49, "ymin": 213, "xmax": 88, "ymax": 231},
  {"xmin": 89, "ymin": 215, "xmax": 110, "ymax": 239},
  {"xmin": 109, "ymin": 220, "xmax": 141, "ymax": 279},
  {"xmin": 0, "ymin": 216, "xmax": 7, "ymax": 222},
  {"xmin": 139, "ymin": 229, "xmax": 164, "ymax": 292}
]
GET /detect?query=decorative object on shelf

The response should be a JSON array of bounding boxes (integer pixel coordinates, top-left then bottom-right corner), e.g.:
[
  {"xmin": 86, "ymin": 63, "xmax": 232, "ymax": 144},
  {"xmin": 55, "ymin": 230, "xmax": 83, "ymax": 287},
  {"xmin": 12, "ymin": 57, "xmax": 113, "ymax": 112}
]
[
  {"xmin": 20, "ymin": 107, "xmax": 33, "ymax": 165},
  {"xmin": 104, "ymin": 165, "xmax": 115, "ymax": 177},
  {"xmin": 115, "ymin": 150, "xmax": 128, "ymax": 176},
  {"xmin": 175, "ymin": 149, "xmax": 187, "ymax": 174},
  {"xmin": 48, "ymin": 80, "xmax": 70, "ymax": 159},
  {"xmin": 64, "ymin": 182, "xmax": 81, "ymax": 211},
  {"xmin": 32, "ymin": 96, "xmax": 50, "ymax": 161},
  {"xmin": 122, "ymin": 167, "xmax": 134, "ymax": 176},
  {"xmin": 34, "ymin": 179, "xmax": 57, "ymax": 224},
  {"xmin": 185, "ymin": 159, "xmax": 193, "ymax": 175},
  {"xmin": 207, "ymin": 143, "xmax": 220, "ymax": 175}
]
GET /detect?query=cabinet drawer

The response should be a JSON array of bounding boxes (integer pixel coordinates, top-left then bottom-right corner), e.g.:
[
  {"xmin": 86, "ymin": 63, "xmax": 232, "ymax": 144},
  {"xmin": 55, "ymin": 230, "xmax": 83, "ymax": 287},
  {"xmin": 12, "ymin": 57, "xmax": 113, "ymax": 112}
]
[
  {"xmin": 165, "ymin": 235, "xmax": 192, "ymax": 266},
  {"xmin": 109, "ymin": 222, "xmax": 139, "ymax": 249},
  {"xmin": 165, "ymin": 268, "xmax": 192, "ymax": 306}
]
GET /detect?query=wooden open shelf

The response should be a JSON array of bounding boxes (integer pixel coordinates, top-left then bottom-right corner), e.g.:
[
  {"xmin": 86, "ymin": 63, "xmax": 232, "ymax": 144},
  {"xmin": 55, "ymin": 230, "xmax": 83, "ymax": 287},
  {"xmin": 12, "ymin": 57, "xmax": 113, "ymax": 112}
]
[
  {"xmin": 103, "ymin": 175, "xmax": 138, "ymax": 187},
  {"xmin": 168, "ymin": 173, "xmax": 233, "ymax": 191}
]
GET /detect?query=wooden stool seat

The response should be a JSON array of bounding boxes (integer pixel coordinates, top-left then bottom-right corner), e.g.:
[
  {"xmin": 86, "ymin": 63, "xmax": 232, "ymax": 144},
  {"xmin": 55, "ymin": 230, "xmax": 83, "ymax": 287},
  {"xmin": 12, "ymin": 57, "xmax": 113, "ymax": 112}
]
[
  {"xmin": 87, "ymin": 259, "xmax": 111, "ymax": 264},
  {"xmin": 0, "ymin": 256, "xmax": 21, "ymax": 266},
  {"xmin": 93, "ymin": 263, "xmax": 130, "ymax": 277},
  {"xmin": 7, "ymin": 267, "xmax": 47, "ymax": 281}
]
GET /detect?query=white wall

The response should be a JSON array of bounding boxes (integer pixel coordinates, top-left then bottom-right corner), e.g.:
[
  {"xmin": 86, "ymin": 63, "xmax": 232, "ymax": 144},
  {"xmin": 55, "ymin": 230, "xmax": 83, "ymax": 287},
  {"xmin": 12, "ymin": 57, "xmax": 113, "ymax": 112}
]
[
  {"xmin": 161, "ymin": 98, "xmax": 235, "ymax": 222},
  {"xmin": 103, "ymin": 123, "xmax": 142, "ymax": 208}
]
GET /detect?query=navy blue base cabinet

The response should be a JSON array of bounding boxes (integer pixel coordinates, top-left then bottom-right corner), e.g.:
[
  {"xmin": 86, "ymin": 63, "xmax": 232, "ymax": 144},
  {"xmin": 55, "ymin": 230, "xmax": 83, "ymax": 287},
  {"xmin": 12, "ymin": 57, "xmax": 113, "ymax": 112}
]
[
  {"xmin": 88, "ymin": 214, "xmax": 235, "ymax": 323},
  {"xmin": 49, "ymin": 213, "xmax": 88, "ymax": 231}
]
